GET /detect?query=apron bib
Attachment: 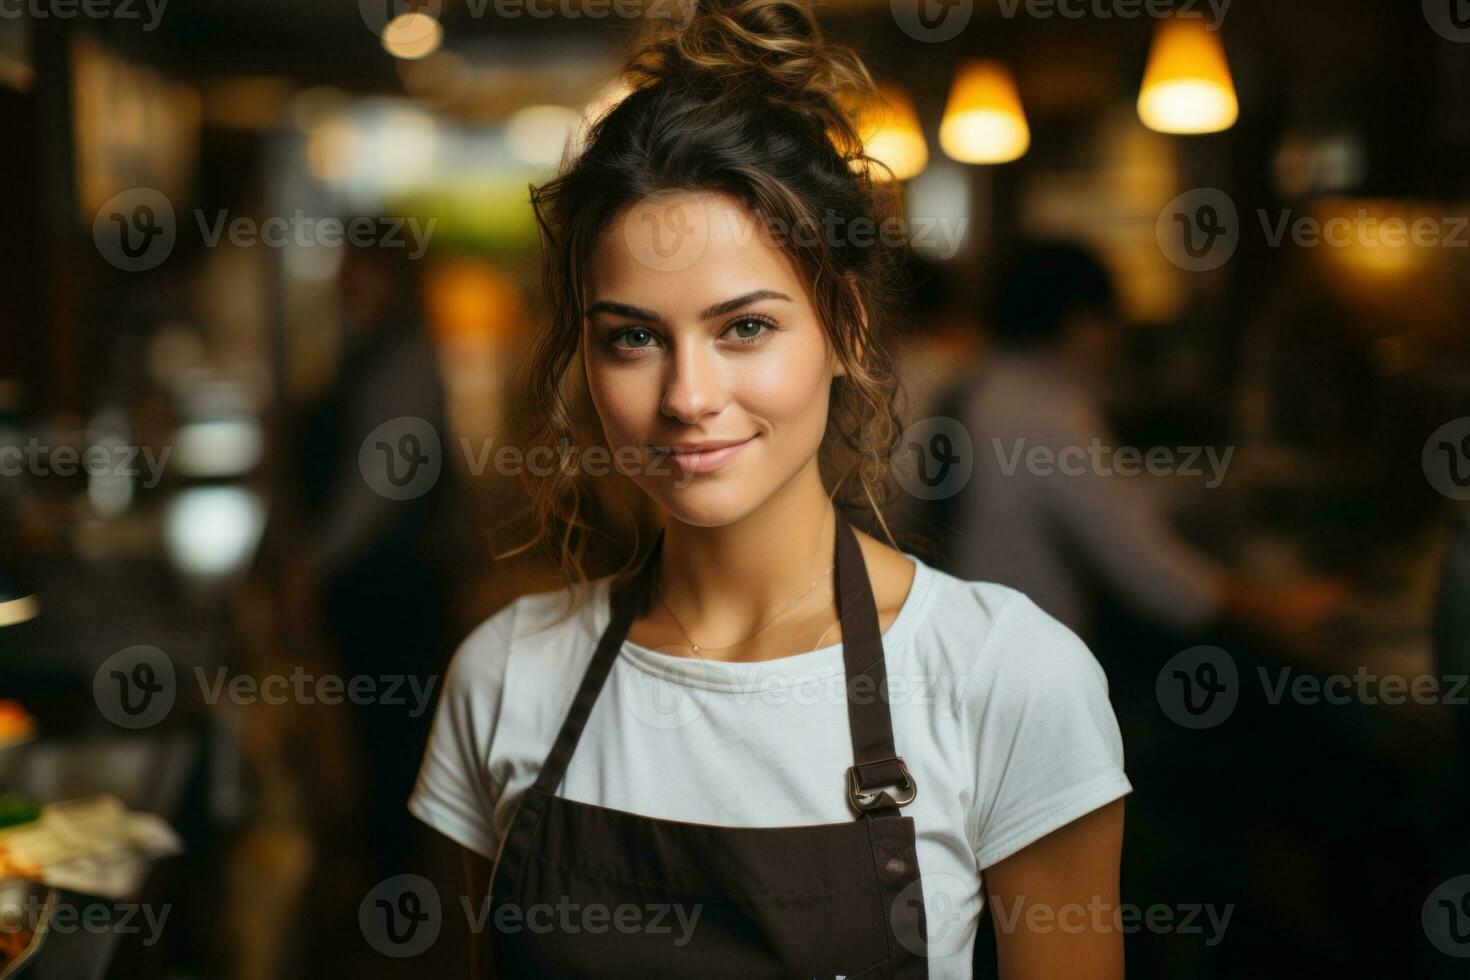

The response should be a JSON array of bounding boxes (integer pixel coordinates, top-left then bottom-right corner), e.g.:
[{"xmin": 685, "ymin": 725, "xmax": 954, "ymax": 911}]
[{"xmin": 487, "ymin": 514, "xmax": 930, "ymax": 978}]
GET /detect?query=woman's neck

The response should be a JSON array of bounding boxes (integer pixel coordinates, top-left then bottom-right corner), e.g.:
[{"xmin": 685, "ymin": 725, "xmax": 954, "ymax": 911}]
[{"xmin": 654, "ymin": 459, "xmax": 837, "ymax": 642}]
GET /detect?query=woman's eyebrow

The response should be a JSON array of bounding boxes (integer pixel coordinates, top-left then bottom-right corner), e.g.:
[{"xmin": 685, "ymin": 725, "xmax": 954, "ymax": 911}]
[
  {"xmin": 584, "ymin": 289, "xmax": 792, "ymax": 322},
  {"xmin": 584, "ymin": 300, "xmax": 658, "ymax": 322},
  {"xmin": 699, "ymin": 289, "xmax": 791, "ymax": 319}
]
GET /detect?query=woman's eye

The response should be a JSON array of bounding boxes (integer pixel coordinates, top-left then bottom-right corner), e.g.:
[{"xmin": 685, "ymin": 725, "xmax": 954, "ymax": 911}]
[
  {"xmin": 725, "ymin": 316, "xmax": 773, "ymax": 343},
  {"xmin": 612, "ymin": 327, "xmax": 657, "ymax": 349}
]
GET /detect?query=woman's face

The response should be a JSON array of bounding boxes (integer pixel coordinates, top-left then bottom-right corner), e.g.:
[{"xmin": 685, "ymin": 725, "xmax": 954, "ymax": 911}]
[{"xmin": 582, "ymin": 190, "xmax": 842, "ymax": 527}]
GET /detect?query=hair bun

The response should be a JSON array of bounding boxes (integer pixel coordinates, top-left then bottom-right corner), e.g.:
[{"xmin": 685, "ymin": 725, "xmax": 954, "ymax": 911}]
[{"xmin": 624, "ymin": 0, "xmax": 877, "ymax": 154}]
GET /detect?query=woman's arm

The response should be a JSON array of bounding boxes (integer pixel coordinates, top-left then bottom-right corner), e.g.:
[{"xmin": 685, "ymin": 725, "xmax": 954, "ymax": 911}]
[
  {"xmin": 461, "ymin": 846, "xmax": 499, "ymax": 980},
  {"xmin": 983, "ymin": 799, "xmax": 1126, "ymax": 980}
]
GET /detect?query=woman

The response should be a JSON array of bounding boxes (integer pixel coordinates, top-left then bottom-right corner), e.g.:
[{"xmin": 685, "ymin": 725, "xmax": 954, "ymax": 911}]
[{"xmin": 410, "ymin": 1, "xmax": 1130, "ymax": 976}]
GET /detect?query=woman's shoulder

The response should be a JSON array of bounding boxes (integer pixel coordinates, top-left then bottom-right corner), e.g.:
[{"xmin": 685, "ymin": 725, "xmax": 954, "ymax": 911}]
[
  {"xmin": 860, "ymin": 528, "xmax": 1083, "ymax": 649},
  {"xmin": 907, "ymin": 560, "xmax": 1109, "ymax": 696},
  {"xmin": 927, "ymin": 566, "xmax": 1076, "ymax": 638},
  {"xmin": 853, "ymin": 529, "xmax": 1064, "ymax": 659}
]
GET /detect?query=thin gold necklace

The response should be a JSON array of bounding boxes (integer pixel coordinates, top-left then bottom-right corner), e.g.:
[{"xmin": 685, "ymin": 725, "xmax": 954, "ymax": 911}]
[{"xmin": 660, "ymin": 561, "xmax": 836, "ymax": 658}]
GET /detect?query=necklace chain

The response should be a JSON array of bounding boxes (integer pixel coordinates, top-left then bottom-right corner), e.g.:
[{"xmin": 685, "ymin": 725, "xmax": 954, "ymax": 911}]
[{"xmin": 660, "ymin": 562, "xmax": 836, "ymax": 657}]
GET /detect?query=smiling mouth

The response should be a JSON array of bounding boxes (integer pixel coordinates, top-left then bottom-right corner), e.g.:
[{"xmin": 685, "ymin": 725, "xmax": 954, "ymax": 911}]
[{"xmin": 652, "ymin": 435, "xmax": 757, "ymax": 474}]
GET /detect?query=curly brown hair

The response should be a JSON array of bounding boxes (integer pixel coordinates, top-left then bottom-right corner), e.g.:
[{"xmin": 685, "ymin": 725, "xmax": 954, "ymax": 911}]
[{"xmin": 510, "ymin": 0, "xmax": 912, "ymax": 595}]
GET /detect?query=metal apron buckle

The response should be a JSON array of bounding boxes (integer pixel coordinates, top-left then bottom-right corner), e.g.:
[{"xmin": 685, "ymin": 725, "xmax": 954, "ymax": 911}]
[{"xmin": 847, "ymin": 757, "xmax": 918, "ymax": 812}]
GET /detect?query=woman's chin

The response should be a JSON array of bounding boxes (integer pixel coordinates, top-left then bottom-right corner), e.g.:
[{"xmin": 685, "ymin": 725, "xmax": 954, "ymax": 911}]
[{"xmin": 645, "ymin": 481, "xmax": 766, "ymax": 529}]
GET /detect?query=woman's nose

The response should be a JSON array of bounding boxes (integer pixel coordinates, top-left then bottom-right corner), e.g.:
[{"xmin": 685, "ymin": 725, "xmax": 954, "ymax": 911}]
[{"xmin": 660, "ymin": 343, "xmax": 725, "ymax": 423}]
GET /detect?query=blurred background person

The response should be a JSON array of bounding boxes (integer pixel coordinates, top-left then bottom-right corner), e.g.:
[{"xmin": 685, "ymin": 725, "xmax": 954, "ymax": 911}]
[
  {"xmin": 275, "ymin": 219, "xmax": 455, "ymax": 881},
  {"xmin": 941, "ymin": 240, "xmax": 1347, "ymax": 649}
]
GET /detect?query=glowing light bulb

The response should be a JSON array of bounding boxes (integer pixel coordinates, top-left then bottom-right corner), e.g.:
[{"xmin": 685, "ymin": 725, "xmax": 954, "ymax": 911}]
[
  {"xmin": 1137, "ymin": 17, "xmax": 1238, "ymax": 135},
  {"xmin": 382, "ymin": 12, "xmax": 443, "ymax": 61},
  {"xmin": 939, "ymin": 59, "xmax": 1030, "ymax": 165}
]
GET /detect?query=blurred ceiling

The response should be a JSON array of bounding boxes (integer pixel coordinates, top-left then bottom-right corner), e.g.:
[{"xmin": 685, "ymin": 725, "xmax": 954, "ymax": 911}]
[
  {"xmin": 101, "ymin": 0, "xmax": 1429, "ymax": 91},
  {"xmin": 64, "ymin": 0, "xmax": 1464, "ymax": 199},
  {"xmin": 101, "ymin": 0, "xmax": 896, "ymax": 87}
]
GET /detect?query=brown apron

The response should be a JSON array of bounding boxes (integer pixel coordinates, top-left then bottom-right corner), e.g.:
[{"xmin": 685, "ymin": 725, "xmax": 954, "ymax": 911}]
[{"xmin": 487, "ymin": 514, "xmax": 930, "ymax": 978}]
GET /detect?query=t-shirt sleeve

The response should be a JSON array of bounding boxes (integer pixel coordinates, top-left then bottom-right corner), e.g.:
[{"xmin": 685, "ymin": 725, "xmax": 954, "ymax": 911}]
[
  {"xmin": 963, "ymin": 590, "xmax": 1133, "ymax": 870},
  {"xmin": 408, "ymin": 608, "xmax": 515, "ymax": 860}
]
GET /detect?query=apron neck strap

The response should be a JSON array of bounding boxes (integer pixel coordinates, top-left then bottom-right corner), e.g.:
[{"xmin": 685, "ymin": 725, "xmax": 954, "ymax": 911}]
[
  {"xmin": 531, "ymin": 512, "xmax": 915, "ymax": 816},
  {"xmin": 530, "ymin": 528, "xmax": 664, "ymax": 796},
  {"xmin": 832, "ymin": 511, "xmax": 916, "ymax": 814}
]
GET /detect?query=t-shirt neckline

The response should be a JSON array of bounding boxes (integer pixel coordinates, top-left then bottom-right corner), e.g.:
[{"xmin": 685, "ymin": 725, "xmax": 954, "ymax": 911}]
[{"xmin": 602, "ymin": 552, "xmax": 935, "ymax": 692}]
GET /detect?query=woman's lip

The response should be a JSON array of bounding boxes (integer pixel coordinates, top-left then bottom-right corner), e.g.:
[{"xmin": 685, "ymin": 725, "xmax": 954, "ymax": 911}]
[{"xmin": 657, "ymin": 435, "xmax": 756, "ymax": 474}]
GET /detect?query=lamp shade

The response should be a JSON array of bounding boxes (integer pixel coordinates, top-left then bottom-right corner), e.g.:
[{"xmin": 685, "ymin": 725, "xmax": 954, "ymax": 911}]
[
  {"xmin": 939, "ymin": 60, "xmax": 1030, "ymax": 165},
  {"xmin": 853, "ymin": 85, "xmax": 928, "ymax": 183},
  {"xmin": 1137, "ymin": 18, "xmax": 1238, "ymax": 135}
]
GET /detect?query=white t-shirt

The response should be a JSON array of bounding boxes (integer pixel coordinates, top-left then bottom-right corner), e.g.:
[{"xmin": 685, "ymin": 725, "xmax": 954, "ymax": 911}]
[{"xmin": 410, "ymin": 553, "xmax": 1133, "ymax": 977}]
